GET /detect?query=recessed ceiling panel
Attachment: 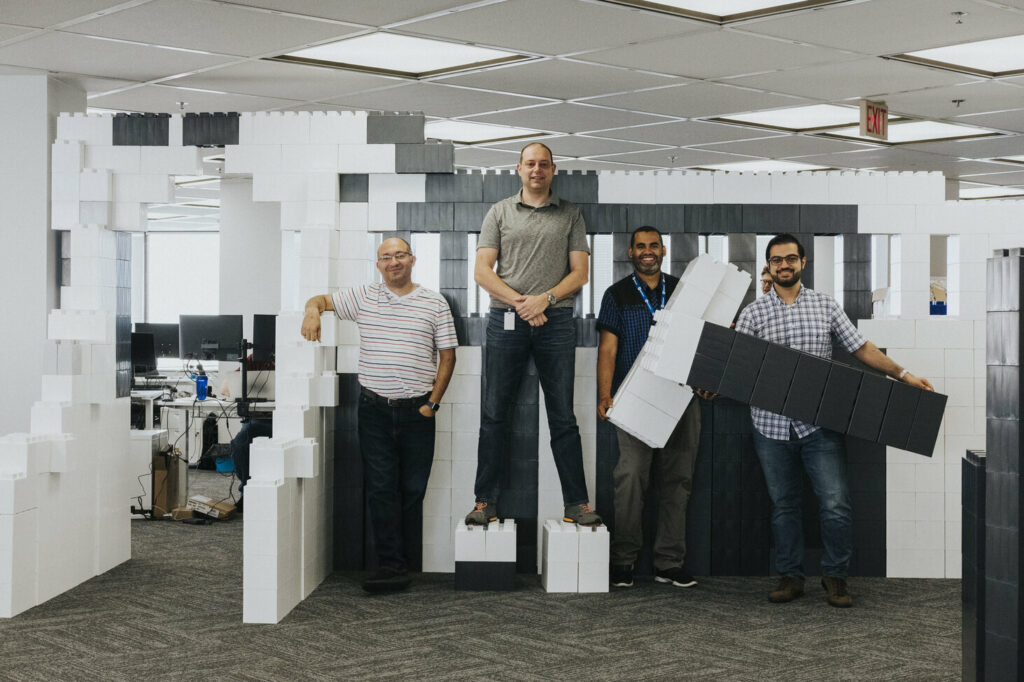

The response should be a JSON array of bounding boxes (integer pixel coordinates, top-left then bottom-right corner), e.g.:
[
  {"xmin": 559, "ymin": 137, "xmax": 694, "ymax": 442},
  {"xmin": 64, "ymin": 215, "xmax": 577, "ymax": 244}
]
[
  {"xmin": 581, "ymin": 28, "xmax": 855, "ymax": 79},
  {"xmin": 901, "ymin": 134, "xmax": 1024, "ymax": 158},
  {"xmin": 589, "ymin": 146, "xmax": 757, "ymax": 168},
  {"xmin": 952, "ymin": 160, "xmax": 1024, "ymax": 177},
  {"xmin": 168, "ymin": 60, "xmax": 398, "ymax": 102},
  {"xmin": 593, "ymin": 119, "xmax": 786, "ymax": 145},
  {"xmin": 436, "ymin": 59, "xmax": 684, "ymax": 100},
  {"xmin": 482, "ymin": 135, "xmax": 667, "ymax": 158},
  {"xmin": 87, "ymin": 84, "xmax": 298, "ymax": 113},
  {"xmin": 953, "ymin": 109, "xmax": 1024, "ymax": 134},
  {"xmin": 793, "ymin": 146, "xmax": 970, "ymax": 173},
  {"xmin": 959, "ymin": 169, "xmax": 1024, "ymax": 185},
  {"xmin": 326, "ymin": 82, "xmax": 549, "ymax": 118},
  {"xmin": 556, "ymin": 158, "xmax": 659, "ymax": 171},
  {"xmin": 739, "ymin": 0, "xmax": 1024, "ymax": 55},
  {"xmin": 0, "ymin": 24, "xmax": 35, "ymax": 42},
  {"xmin": 64, "ymin": 0, "xmax": 363, "ymax": 57},
  {"xmin": 0, "ymin": 33, "xmax": 236, "ymax": 82},
  {"xmin": 399, "ymin": 0, "xmax": 707, "ymax": 56},
  {"xmin": 695, "ymin": 134, "xmax": 875, "ymax": 158},
  {"xmin": 219, "ymin": 0, "xmax": 473, "ymax": 26},
  {"xmin": 584, "ymin": 82, "xmax": 807, "ymax": 118},
  {"xmin": 0, "ymin": 0, "xmax": 126, "ymax": 28},
  {"xmin": 466, "ymin": 102, "xmax": 673, "ymax": 134},
  {"xmin": 725, "ymin": 57, "xmax": 979, "ymax": 101},
  {"xmin": 885, "ymin": 81, "xmax": 1024, "ymax": 119},
  {"xmin": 57, "ymin": 74, "xmax": 140, "ymax": 96}
]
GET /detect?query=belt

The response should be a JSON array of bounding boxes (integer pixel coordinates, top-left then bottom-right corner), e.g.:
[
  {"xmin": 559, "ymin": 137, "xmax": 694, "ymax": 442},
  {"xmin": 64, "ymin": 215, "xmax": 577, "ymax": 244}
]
[{"xmin": 360, "ymin": 386, "xmax": 428, "ymax": 408}]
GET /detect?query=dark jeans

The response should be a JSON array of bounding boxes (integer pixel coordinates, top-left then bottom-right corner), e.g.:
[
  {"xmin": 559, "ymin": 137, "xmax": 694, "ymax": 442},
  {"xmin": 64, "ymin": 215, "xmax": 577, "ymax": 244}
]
[
  {"xmin": 752, "ymin": 427, "xmax": 853, "ymax": 579},
  {"xmin": 231, "ymin": 418, "xmax": 273, "ymax": 500},
  {"xmin": 358, "ymin": 394, "xmax": 436, "ymax": 573},
  {"xmin": 475, "ymin": 306, "xmax": 588, "ymax": 506}
]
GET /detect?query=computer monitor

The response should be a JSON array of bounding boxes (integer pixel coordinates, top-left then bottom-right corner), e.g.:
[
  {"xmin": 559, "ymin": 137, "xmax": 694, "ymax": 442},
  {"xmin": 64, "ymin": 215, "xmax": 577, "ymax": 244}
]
[
  {"xmin": 178, "ymin": 314, "xmax": 243, "ymax": 362},
  {"xmin": 134, "ymin": 322, "xmax": 179, "ymax": 358},
  {"xmin": 252, "ymin": 314, "xmax": 276, "ymax": 364},
  {"xmin": 130, "ymin": 332, "xmax": 157, "ymax": 375}
]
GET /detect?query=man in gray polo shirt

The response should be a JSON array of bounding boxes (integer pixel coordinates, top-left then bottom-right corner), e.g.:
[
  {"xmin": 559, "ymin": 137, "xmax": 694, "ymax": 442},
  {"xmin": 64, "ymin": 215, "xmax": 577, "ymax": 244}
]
[{"xmin": 465, "ymin": 142, "xmax": 600, "ymax": 527}]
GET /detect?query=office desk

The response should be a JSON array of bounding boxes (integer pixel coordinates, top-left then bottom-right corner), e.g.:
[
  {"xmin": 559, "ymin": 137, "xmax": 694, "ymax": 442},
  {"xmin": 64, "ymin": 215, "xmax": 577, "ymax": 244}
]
[{"xmin": 130, "ymin": 389, "xmax": 164, "ymax": 429}]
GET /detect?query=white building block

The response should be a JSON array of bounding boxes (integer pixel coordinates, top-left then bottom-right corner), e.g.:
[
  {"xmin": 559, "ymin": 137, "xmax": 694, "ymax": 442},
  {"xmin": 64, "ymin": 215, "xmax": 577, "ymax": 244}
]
[
  {"xmin": 0, "ymin": 434, "xmax": 52, "ymax": 476},
  {"xmin": 654, "ymin": 171, "xmax": 713, "ymax": 204},
  {"xmin": 275, "ymin": 373, "xmax": 315, "ymax": 407},
  {"xmin": 85, "ymin": 145, "xmax": 141, "ymax": 173},
  {"xmin": 485, "ymin": 520, "xmax": 517, "ymax": 562},
  {"xmin": 339, "ymin": 203, "xmax": 369, "ymax": 231},
  {"xmin": 338, "ymin": 144, "xmax": 395, "ymax": 174},
  {"xmin": 714, "ymin": 172, "xmax": 771, "ymax": 203},
  {"xmin": 57, "ymin": 113, "xmax": 112, "ymax": 146},
  {"xmin": 51, "ymin": 200, "xmax": 79, "ymax": 229},
  {"xmin": 30, "ymin": 401, "xmax": 74, "ymax": 435},
  {"xmin": 598, "ymin": 171, "xmax": 656, "ymax": 204},
  {"xmin": 542, "ymin": 520, "xmax": 579, "ymax": 592},
  {"xmin": 0, "ymin": 508, "xmax": 38, "ymax": 617},
  {"xmin": 51, "ymin": 172, "xmax": 79, "ymax": 202},
  {"xmin": 368, "ymin": 174, "xmax": 426, "ymax": 203},
  {"xmin": 455, "ymin": 521, "xmax": 487, "ymax": 562},
  {"xmin": 252, "ymin": 173, "xmax": 306, "ymax": 202},
  {"xmin": 0, "ymin": 474, "xmax": 36, "ymax": 515},
  {"xmin": 52, "ymin": 140, "xmax": 84, "ymax": 173},
  {"xmin": 577, "ymin": 525, "xmax": 610, "ymax": 593},
  {"xmin": 367, "ymin": 201, "xmax": 397, "ymax": 231},
  {"xmin": 307, "ymin": 173, "xmax": 340, "ymax": 202},
  {"xmin": 224, "ymin": 145, "xmax": 282, "ymax": 174},
  {"xmin": 47, "ymin": 309, "xmax": 115, "ymax": 344},
  {"xmin": 309, "ymin": 111, "xmax": 368, "ymax": 145},
  {"xmin": 280, "ymin": 144, "xmax": 337, "ymax": 173},
  {"xmin": 79, "ymin": 169, "xmax": 112, "ymax": 202},
  {"xmin": 78, "ymin": 202, "xmax": 111, "ymax": 227},
  {"xmin": 770, "ymin": 172, "xmax": 829, "ymax": 204}
]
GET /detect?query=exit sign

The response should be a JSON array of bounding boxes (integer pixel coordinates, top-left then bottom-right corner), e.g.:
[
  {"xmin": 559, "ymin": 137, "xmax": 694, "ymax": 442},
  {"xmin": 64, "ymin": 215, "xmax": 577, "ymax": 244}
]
[{"xmin": 860, "ymin": 99, "xmax": 888, "ymax": 140}]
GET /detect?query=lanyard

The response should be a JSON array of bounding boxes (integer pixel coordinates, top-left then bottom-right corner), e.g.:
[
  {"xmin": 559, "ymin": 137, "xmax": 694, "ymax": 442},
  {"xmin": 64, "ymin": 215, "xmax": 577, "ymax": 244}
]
[{"xmin": 632, "ymin": 273, "xmax": 666, "ymax": 317}]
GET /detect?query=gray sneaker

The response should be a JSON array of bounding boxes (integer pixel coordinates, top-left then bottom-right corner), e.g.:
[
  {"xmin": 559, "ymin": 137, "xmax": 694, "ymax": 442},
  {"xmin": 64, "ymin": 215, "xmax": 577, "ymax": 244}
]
[
  {"xmin": 563, "ymin": 503, "xmax": 602, "ymax": 526},
  {"xmin": 465, "ymin": 501, "xmax": 497, "ymax": 526}
]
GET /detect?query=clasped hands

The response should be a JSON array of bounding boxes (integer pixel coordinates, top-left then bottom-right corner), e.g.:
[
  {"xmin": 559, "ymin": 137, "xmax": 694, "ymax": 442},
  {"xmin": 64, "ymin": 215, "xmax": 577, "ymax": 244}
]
[{"xmin": 514, "ymin": 293, "xmax": 549, "ymax": 327}]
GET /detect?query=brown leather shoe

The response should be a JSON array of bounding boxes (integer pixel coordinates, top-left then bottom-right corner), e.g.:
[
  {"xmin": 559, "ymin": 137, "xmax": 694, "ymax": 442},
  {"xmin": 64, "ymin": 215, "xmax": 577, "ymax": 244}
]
[
  {"xmin": 768, "ymin": 576, "xmax": 805, "ymax": 603},
  {"xmin": 822, "ymin": 577, "xmax": 853, "ymax": 608}
]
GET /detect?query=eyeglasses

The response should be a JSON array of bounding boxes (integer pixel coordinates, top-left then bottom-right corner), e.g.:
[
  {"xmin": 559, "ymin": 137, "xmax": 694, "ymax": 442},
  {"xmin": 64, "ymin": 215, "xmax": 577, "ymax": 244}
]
[
  {"xmin": 768, "ymin": 254, "xmax": 801, "ymax": 266},
  {"xmin": 377, "ymin": 252, "xmax": 412, "ymax": 263}
]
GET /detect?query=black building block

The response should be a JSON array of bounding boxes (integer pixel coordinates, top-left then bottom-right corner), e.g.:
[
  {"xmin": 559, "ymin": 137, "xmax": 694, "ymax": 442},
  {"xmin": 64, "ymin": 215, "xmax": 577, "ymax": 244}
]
[
  {"xmin": 575, "ymin": 317, "xmax": 599, "ymax": 347},
  {"xmin": 843, "ymin": 234, "xmax": 872, "ymax": 262},
  {"xmin": 843, "ymin": 265, "xmax": 872, "ymax": 291},
  {"xmin": 843, "ymin": 289, "xmax": 873, "ymax": 323},
  {"xmin": 846, "ymin": 372, "xmax": 893, "ymax": 443},
  {"xmin": 366, "ymin": 113, "xmax": 424, "ymax": 144},
  {"xmin": 551, "ymin": 171, "xmax": 598, "ymax": 204},
  {"xmin": 963, "ymin": 450, "xmax": 986, "ymax": 682},
  {"xmin": 815, "ymin": 362, "xmax": 863, "ymax": 434},
  {"xmin": 482, "ymin": 172, "xmax": 520, "ymax": 203},
  {"xmin": 182, "ymin": 112, "xmax": 239, "ymax": 147},
  {"xmin": 339, "ymin": 174, "xmax": 369, "ymax": 202},
  {"xmin": 113, "ymin": 112, "xmax": 170, "ymax": 146},
  {"xmin": 986, "ymin": 251, "xmax": 1024, "ymax": 312},
  {"xmin": 687, "ymin": 354, "xmax": 727, "ymax": 394},
  {"xmin": 440, "ymin": 260, "xmax": 466, "ymax": 289},
  {"xmin": 741, "ymin": 204, "xmax": 799, "ymax": 234},
  {"xmin": 718, "ymin": 333, "xmax": 769, "ymax": 404},
  {"xmin": 454, "ymin": 202, "xmax": 492, "ymax": 232},
  {"xmin": 749, "ymin": 344, "xmax": 800, "ymax": 414},
  {"xmin": 987, "ymin": 312, "xmax": 1020, "ymax": 366},
  {"xmin": 904, "ymin": 389, "xmax": 948, "ymax": 456},
  {"xmin": 987, "ymin": 365, "xmax": 1022, "ymax": 421},
  {"xmin": 440, "ymin": 231, "xmax": 468, "ymax": 260},
  {"xmin": 397, "ymin": 202, "xmax": 454, "ymax": 231},
  {"xmin": 426, "ymin": 171, "xmax": 483, "ymax": 203},
  {"xmin": 626, "ymin": 204, "xmax": 687, "ymax": 233},
  {"xmin": 877, "ymin": 381, "xmax": 922, "ymax": 451},
  {"xmin": 671, "ymin": 233, "xmax": 700, "ymax": 263},
  {"xmin": 986, "ymin": 418, "xmax": 1021, "ymax": 476},
  {"xmin": 684, "ymin": 204, "xmax": 741, "ymax": 233},
  {"xmin": 727, "ymin": 234, "xmax": 757, "ymax": 262},
  {"xmin": 454, "ymin": 561, "xmax": 516, "ymax": 590},
  {"xmin": 580, "ymin": 203, "xmax": 629, "ymax": 234},
  {"xmin": 395, "ymin": 142, "xmax": 454, "ymax": 173},
  {"xmin": 695, "ymin": 322, "xmax": 736, "ymax": 363},
  {"xmin": 782, "ymin": 352, "xmax": 832, "ymax": 425},
  {"xmin": 799, "ymin": 204, "xmax": 857, "ymax": 235}
]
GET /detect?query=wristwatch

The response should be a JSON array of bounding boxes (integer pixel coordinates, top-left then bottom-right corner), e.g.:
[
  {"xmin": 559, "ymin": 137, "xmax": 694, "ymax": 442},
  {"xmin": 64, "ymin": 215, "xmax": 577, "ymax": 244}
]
[
  {"xmin": 897, "ymin": 368, "xmax": 910, "ymax": 381},
  {"xmin": 546, "ymin": 291, "xmax": 557, "ymax": 306},
  {"xmin": 427, "ymin": 400, "xmax": 441, "ymax": 412}
]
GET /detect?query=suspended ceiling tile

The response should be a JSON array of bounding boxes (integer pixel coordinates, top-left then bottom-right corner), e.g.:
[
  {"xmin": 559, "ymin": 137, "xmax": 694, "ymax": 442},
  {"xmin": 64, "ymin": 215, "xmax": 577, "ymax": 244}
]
[
  {"xmin": 958, "ymin": 169, "xmax": 1024, "ymax": 185},
  {"xmin": 695, "ymin": 134, "xmax": 876, "ymax": 158},
  {"xmin": 739, "ymin": 0, "xmax": 1024, "ymax": 55},
  {"xmin": 592, "ymin": 119, "xmax": 787, "ymax": 146},
  {"xmin": 87, "ymin": 83, "xmax": 298, "ymax": 113},
  {"xmin": 0, "ymin": 23, "xmax": 35, "ymax": 42},
  {"xmin": 219, "ymin": 0, "xmax": 472, "ymax": 26},
  {"xmin": 953, "ymin": 109, "xmax": 1024, "ymax": 134},
  {"xmin": 901, "ymin": 134, "xmax": 1024, "ymax": 158},
  {"xmin": 885, "ymin": 81, "xmax": 1024, "ymax": 119},
  {"xmin": 465, "ymin": 102, "xmax": 673, "ymax": 134},
  {"xmin": 556, "ymin": 158, "xmax": 660, "ymax": 171},
  {"xmin": 794, "ymin": 146, "xmax": 967, "ymax": 172},
  {"xmin": 63, "ymin": 0, "xmax": 363, "ymax": 58},
  {"xmin": 724, "ymin": 57, "xmax": 980, "ymax": 101},
  {"xmin": 938, "ymin": 160, "xmax": 1024, "ymax": 178},
  {"xmin": 326, "ymin": 82, "xmax": 549, "ymax": 118},
  {"xmin": 581, "ymin": 27, "xmax": 856, "ymax": 80},
  {"xmin": 588, "ymin": 147, "xmax": 757, "ymax": 168},
  {"xmin": 167, "ymin": 60, "xmax": 398, "ymax": 102},
  {"xmin": 0, "ymin": 32, "xmax": 236, "ymax": 82},
  {"xmin": 482, "ymin": 135, "xmax": 667, "ymax": 158},
  {"xmin": 0, "ymin": 0, "xmax": 126, "ymax": 28},
  {"xmin": 435, "ymin": 59, "xmax": 684, "ymax": 101},
  {"xmin": 398, "ymin": 0, "xmax": 707, "ymax": 56},
  {"xmin": 453, "ymin": 146, "xmax": 521, "ymax": 169},
  {"xmin": 57, "ymin": 74, "xmax": 140, "ymax": 96},
  {"xmin": 583, "ymin": 82, "xmax": 808, "ymax": 118}
]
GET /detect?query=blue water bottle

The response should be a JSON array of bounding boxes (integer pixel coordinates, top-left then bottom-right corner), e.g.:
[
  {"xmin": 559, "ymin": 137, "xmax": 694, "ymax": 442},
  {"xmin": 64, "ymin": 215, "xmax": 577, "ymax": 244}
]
[{"xmin": 196, "ymin": 374, "xmax": 208, "ymax": 401}]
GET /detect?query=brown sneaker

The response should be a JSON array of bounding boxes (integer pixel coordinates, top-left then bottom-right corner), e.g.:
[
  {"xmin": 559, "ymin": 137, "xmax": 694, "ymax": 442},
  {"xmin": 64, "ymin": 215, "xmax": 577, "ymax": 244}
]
[
  {"xmin": 465, "ymin": 501, "xmax": 497, "ymax": 526},
  {"xmin": 822, "ymin": 577, "xmax": 853, "ymax": 608},
  {"xmin": 768, "ymin": 576, "xmax": 805, "ymax": 603},
  {"xmin": 563, "ymin": 502, "xmax": 602, "ymax": 526}
]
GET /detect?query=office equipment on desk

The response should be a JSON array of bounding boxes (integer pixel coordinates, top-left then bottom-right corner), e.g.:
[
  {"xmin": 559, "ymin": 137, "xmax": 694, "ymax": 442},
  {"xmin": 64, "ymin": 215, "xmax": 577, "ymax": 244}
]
[
  {"xmin": 179, "ymin": 314, "xmax": 243, "ymax": 362},
  {"xmin": 130, "ymin": 389, "xmax": 163, "ymax": 429},
  {"xmin": 134, "ymin": 322, "xmax": 179, "ymax": 359}
]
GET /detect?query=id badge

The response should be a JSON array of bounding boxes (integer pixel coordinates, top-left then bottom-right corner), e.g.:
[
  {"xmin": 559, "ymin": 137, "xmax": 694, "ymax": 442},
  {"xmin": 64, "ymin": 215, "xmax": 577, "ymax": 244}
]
[{"xmin": 504, "ymin": 311, "xmax": 516, "ymax": 330}]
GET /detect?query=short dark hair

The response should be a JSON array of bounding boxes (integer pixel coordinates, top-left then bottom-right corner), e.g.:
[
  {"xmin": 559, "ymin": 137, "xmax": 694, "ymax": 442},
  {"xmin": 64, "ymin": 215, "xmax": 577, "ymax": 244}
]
[
  {"xmin": 765, "ymin": 233, "xmax": 805, "ymax": 262},
  {"xmin": 519, "ymin": 142, "xmax": 553, "ymax": 163},
  {"xmin": 630, "ymin": 226, "xmax": 663, "ymax": 248}
]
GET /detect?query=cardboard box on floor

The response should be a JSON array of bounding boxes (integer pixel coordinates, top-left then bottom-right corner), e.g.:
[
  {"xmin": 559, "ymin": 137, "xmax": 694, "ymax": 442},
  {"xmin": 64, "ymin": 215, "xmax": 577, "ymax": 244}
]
[
  {"xmin": 186, "ymin": 494, "xmax": 235, "ymax": 520},
  {"xmin": 151, "ymin": 452, "xmax": 184, "ymax": 517}
]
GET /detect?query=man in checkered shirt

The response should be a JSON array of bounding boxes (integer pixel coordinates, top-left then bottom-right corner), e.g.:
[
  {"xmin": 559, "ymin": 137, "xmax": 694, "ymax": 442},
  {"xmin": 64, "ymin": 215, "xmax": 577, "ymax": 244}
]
[{"xmin": 735, "ymin": 233, "xmax": 934, "ymax": 608}]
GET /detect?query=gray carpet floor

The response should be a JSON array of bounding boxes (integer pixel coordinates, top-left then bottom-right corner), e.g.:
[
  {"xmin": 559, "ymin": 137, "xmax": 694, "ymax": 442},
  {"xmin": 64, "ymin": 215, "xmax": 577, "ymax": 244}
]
[{"xmin": 0, "ymin": 471, "xmax": 961, "ymax": 681}]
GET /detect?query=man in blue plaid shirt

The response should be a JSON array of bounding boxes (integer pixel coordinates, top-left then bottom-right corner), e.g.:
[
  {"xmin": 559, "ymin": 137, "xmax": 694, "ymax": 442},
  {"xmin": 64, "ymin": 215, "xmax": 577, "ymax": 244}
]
[{"xmin": 735, "ymin": 233, "xmax": 934, "ymax": 608}]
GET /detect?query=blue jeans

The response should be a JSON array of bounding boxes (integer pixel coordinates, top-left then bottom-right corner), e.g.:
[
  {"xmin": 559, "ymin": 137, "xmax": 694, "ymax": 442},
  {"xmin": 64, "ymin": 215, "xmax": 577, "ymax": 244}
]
[
  {"xmin": 752, "ymin": 427, "xmax": 853, "ymax": 579},
  {"xmin": 358, "ymin": 394, "xmax": 436, "ymax": 573},
  {"xmin": 475, "ymin": 307, "xmax": 588, "ymax": 506},
  {"xmin": 231, "ymin": 418, "xmax": 273, "ymax": 500}
]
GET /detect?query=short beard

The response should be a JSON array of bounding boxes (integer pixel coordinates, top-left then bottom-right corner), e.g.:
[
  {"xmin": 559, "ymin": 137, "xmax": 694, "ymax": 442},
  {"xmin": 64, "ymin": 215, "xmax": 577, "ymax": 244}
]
[
  {"xmin": 632, "ymin": 258, "xmax": 660, "ymax": 276},
  {"xmin": 772, "ymin": 270, "xmax": 801, "ymax": 288}
]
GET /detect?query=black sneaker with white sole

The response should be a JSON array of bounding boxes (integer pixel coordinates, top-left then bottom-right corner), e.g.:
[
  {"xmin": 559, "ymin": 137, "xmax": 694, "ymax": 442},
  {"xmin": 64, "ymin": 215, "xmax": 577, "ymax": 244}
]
[
  {"xmin": 654, "ymin": 566, "xmax": 697, "ymax": 588},
  {"xmin": 610, "ymin": 564, "xmax": 634, "ymax": 588}
]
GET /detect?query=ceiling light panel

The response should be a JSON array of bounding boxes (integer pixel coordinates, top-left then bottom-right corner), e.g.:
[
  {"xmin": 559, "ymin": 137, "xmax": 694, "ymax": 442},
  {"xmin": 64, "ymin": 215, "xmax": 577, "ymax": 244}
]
[
  {"xmin": 823, "ymin": 120, "xmax": 1000, "ymax": 143},
  {"xmin": 601, "ymin": 0, "xmax": 845, "ymax": 22},
  {"xmin": 425, "ymin": 120, "xmax": 543, "ymax": 144},
  {"xmin": 283, "ymin": 33, "xmax": 524, "ymax": 76},
  {"xmin": 719, "ymin": 104, "xmax": 860, "ymax": 130},
  {"xmin": 902, "ymin": 34, "xmax": 1024, "ymax": 76}
]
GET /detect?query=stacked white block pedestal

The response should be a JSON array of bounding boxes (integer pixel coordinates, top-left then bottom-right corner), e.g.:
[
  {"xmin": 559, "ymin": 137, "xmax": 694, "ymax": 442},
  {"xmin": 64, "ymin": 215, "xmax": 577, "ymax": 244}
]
[
  {"xmin": 541, "ymin": 520, "xmax": 609, "ymax": 593},
  {"xmin": 454, "ymin": 519, "xmax": 516, "ymax": 590}
]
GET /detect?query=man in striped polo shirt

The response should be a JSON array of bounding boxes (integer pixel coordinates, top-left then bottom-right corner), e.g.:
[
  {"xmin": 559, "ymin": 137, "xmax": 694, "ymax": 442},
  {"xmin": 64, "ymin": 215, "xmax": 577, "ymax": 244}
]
[
  {"xmin": 302, "ymin": 237, "xmax": 458, "ymax": 592},
  {"xmin": 734, "ymin": 233, "xmax": 933, "ymax": 608}
]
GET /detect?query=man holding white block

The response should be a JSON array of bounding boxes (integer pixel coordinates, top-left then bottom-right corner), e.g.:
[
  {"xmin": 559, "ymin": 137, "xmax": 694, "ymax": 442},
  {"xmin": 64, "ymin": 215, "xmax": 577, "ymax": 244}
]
[
  {"xmin": 597, "ymin": 226, "xmax": 707, "ymax": 589},
  {"xmin": 301, "ymin": 237, "xmax": 457, "ymax": 592}
]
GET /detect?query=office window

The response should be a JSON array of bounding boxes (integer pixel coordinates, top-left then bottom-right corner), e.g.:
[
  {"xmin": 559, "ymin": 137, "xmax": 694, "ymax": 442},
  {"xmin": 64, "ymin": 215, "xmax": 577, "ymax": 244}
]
[{"xmin": 146, "ymin": 233, "xmax": 219, "ymax": 324}]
